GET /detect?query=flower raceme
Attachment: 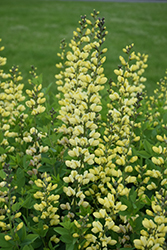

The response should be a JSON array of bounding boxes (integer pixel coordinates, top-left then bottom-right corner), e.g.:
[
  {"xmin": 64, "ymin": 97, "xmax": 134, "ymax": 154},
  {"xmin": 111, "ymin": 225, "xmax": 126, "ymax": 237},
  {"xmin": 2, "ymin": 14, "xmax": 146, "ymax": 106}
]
[
  {"xmin": 33, "ymin": 172, "xmax": 60, "ymax": 228},
  {"xmin": 56, "ymin": 11, "xmax": 108, "ymax": 215}
]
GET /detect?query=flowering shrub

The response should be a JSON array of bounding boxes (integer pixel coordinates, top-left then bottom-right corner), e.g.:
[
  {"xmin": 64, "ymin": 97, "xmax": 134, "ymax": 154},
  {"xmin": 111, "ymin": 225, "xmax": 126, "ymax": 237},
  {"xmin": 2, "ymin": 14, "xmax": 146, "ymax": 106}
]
[{"xmin": 0, "ymin": 10, "xmax": 167, "ymax": 250}]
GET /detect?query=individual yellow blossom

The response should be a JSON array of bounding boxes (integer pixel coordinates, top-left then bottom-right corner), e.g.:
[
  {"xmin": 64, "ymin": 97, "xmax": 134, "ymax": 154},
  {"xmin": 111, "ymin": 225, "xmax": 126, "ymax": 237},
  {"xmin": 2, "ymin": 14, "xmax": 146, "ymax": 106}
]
[
  {"xmin": 91, "ymin": 221, "xmax": 103, "ymax": 233},
  {"xmin": 129, "ymin": 156, "xmax": 138, "ymax": 163},
  {"xmin": 33, "ymin": 216, "xmax": 39, "ymax": 222},
  {"xmin": 14, "ymin": 212, "xmax": 22, "ymax": 219},
  {"xmin": 147, "ymin": 182, "xmax": 157, "ymax": 190},
  {"xmin": 156, "ymin": 135, "xmax": 164, "ymax": 142},
  {"xmin": 47, "ymin": 194, "xmax": 60, "ymax": 203},
  {"xmin": 142, "ymin": 218, "xmax": 156, "ymax": 229},
  {"xmin": 152, "ymin": 146, "xmax": 163, "ymax": 154},
  {"xmin": 161, "ymin": 179, "xmax": 167, "ymax": 186},
  {"xmin": 50, "ymin": 215, "xmax": 60, "ymax": 225},
  {"xmin": 0, "ymin": 221, "xmax": 7, "ymax": 228},
  {"xmin": 15, "ymin": 222, "xmax": 23, "ymax": 232},
  {"xmin": 50, "ymin": 235, "xmax": 60, "ymax": 244},
  {"xmin": 63, "ymin": 186, "xmax": 76, "ymax": 196},
  {"xmin": 116, "ymin": 157, "xmax": 126, "ymax": 165},
  {"xmin": 93, "ymin": 209, "xmax": 107, "ymax": 219},
  {"xmin": 134, "ymin": 236, "xmax": 147, "ymax": 249},
  {"xmin": 34, "ymin": 179, "xmax": 44, "ymax": 188},
  {"xmin": 23, "ymin": 135, "xmax": 33, "ymax": 142},
  {"xmin": 151, "ymin": 156, "xmax": 164, "ymax": 165},
  {"xmin": 4, "ymin": 235, "xmax": 12, "ymax": 241}
]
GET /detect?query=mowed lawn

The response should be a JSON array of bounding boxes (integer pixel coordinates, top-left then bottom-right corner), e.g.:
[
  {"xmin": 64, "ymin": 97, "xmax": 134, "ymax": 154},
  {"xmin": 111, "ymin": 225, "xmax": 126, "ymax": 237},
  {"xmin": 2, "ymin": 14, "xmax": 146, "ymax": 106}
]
[{"xmin": 0, "ymin": 0, "xmax": 167, "ymax": 95}]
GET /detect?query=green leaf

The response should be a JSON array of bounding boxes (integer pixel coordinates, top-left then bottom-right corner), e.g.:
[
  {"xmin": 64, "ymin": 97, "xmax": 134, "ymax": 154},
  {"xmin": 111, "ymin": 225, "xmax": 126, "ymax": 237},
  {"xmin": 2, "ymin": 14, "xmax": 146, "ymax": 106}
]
[
  {"xmin": 20, "ymin": 234, "xmax": 39, "ymax": 247},
  {"xmin": 77, "ymin": 205, "xmax": 92, "ymax": 217},
  {"xmin": 17, "ymin": 222, "xmax": 26, "ymax": 242},
  {"xmin": 42, "ymin": 81, "xmax": 53, "ymax": 95},
  {"xmin": 31, "ymin": 237, "xmax": 43, "ymax": 249},
  {"xmin": 0, "ymin": 147, "xmax": 5, "ymax": 154},
  {"xmin": 20, "ymin": 194, "xmax": 34, "ymax": 209},
  {"xmin": 131, "ymin": 215, "xmax": 143, "ymax": 232},
  {"xmin": 163, "ymin": 112, "xmax": 167, "ymax": 124},
  {"xmin": 16, "ymin": 168, "xmax": 25, "ymax": 190},
  {"xmin": 0, "ymin": 169, "xmax": 6, "ymax": 179},
  {"xmin": 60, "ymin": 234, "xmax": 74, "ymax": 244},
  {"xmin": 12, "ymin": 202, "xmax": 21, "ymax": 212},
  {"xmin": 0, "ymin": 131, "xmax": 3, "ymax": 144},
  {"xmin": 54, "ymin": 227, "xmax": 69, "ymax": 235},
  {"xmin": 66, "ymin": 243, "xmax": 75, "ymax": 250},
  {"xmin": 22, "ymin": 245, "xmax": 34, "ymax": 250},
  {"xmin": 129, "ymin": 186, "xmax": 137, "ymax": 203},
  {"xmin": 120, "ymin": 196, "xmax": 132, "ymax": 208},
  {"xmin": 0, "ymin": 233, "xmax": 13, "ymax": 248},
  {"xmin": 60, "ymin": 216, "xmax": 74, "ymax": 230},
  {"xmin": 22, "ymin": 155, "xmax": 31, "ymax": 170},
  {"xmin": 136, "ymin": 150, "xmax": 151, "ymax": 159},
  {"xmin": 143, "ymin": 139, "xmax": 154, "ymax": 155},
  {"xmin": 32, "ymin": 74, "xmax": 43, "ymax": 85}
]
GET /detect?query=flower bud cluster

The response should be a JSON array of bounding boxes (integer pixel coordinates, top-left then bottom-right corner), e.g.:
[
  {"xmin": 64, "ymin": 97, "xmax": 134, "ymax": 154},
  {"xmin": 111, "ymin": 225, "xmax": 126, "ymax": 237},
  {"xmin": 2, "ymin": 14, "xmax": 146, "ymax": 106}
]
[
  {"xmin": 26, "ymin": 67, "xmax": 46, "ymax": 116},
  {"xmin": 0, "ymin": 65, "xmax": 25, "ymax": 125},
  {"xmin": 0, "ymin": 163, "xmax": 23, "ymax": 241},
  {"xmin": 88, "ymin": 194, "xmax": 127, "ymax": 249},
  {"xmin": 25, "ymin": 127, "xmax": 49, "ymax": 169},
  {"xmin": 134, "ymin": 189, "xmax": 167, "ymax": 250},
  {"xmin": 33, "ymin": 172, "xmax": 60, "ymax": 231},
  {"xmin": 0, "ymin": 62, "xmax": 27, "ymax": 163}
]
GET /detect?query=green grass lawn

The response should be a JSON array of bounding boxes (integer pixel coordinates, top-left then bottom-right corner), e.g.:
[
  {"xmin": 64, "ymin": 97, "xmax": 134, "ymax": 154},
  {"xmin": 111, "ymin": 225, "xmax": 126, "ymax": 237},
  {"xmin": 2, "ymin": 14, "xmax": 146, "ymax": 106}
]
[{"xmin": 0, "ymin": 0, "xmax": 167, "ymax": 95}]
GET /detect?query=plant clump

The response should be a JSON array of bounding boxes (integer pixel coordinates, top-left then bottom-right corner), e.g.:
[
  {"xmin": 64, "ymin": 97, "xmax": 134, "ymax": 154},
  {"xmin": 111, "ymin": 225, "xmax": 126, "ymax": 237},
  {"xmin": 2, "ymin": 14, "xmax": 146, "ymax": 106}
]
[{"xmin": 0, "ymin": 11, "xmax": 167, "ymax": 250}]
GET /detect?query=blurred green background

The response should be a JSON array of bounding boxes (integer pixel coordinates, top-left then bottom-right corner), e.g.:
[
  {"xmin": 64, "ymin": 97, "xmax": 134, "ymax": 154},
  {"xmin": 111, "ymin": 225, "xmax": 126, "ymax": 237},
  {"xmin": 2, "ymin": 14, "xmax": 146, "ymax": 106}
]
[{"xmin": 0, "ymin": 0, "xmax": 167, "ymax": 95}]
